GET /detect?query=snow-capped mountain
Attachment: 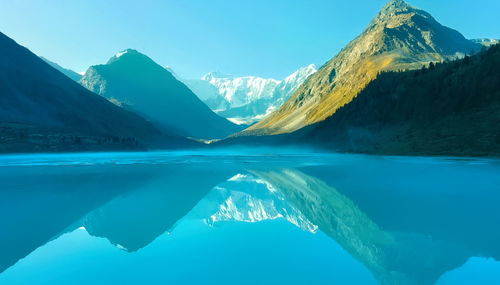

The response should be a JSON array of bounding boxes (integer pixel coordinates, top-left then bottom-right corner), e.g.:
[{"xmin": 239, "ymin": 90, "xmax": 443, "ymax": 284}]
[
  {"xmin": 182, "ymin": 65, "xmax": 317, "ymax": 125},
  {"xmin": 183, "ymin": 79, "xmax": 230, "ymax": 111},
  {"xmin": 265, "ymin": 64, "xmax": 319, "ymax": 115},
  {"xmin": 201, "ymin": 73, "xmax": 281, "ymax": 108}
]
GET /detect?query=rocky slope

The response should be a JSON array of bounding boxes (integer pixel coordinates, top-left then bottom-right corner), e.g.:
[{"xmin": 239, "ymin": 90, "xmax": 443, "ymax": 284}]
[
  {"xmin": 219, "ymin": 44, "xmax": 500, "ymax": 156},
  {"xmin": 243, "ymin": 0, "xmax": 481, "ymax": 135},
  {"xmin": 80, "ymin": 49, "xmax": 243, "ymax": 140},
  {"xmin": 297, "ymin": 44, "xmax": 500, "ymax": 156}
]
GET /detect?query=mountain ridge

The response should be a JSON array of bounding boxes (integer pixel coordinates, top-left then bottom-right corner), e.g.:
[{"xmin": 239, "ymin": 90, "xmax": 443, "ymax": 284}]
[
  {"xmin": 242, "ymin": 0, "xmax": 481, "ymax": 135},
  {"xmin": 40, "ymin": 57, "xmax": 82, "ymax": 82},
  {"xmin": 217, "ymin": 44, "xmax": 500, "ymax": 157},
  {"xmin": 298, "ymin": 44, "xmax": 500, "ymax": 156},
  {"xmin": 80, "ymin": 49, "xmax": 243, "ymax": 140}
]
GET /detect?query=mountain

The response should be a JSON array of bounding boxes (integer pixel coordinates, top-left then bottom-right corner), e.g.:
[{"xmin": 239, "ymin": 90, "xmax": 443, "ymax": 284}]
[
  {"xmin": 273, "ymin": 64, "xmax": 319, "ymax": 105},
  {"xmin": 183, "ymin": 78, "xmax": 230, "ymax": 111},
  {"xmin": 80, "ymin": 49, "xmax": 243, "ymax": 140},
  {"xmin": 40, "ymin": 57, "xmax": 82, "ymax": 82},
  {"xmin": 185, "ymin": 65, "xmax": 317, "ymax": 125},
  {"xmin": 202, "ymin": 72, "xmax": 281, "ymax": 109},
  {"xmin": 243, "ymin": 0, "xmax": 481, "ymax": 135},
  {"xmin": 294, "ymin": 44, "xmax": 500, "ymax": 156},
  {"xmin": 0, "ymin": 32, "xmax": 187, "ymax": 153}
]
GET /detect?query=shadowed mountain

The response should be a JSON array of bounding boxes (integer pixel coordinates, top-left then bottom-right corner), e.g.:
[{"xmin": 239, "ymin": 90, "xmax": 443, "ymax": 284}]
[
  {"xmin": 242, "ymin": 0, "xmax": 481, "ymax": 135},
  {"xmin": 40, "ymin": 57, "xmax": 82, "ymax": 82},
  {"xmin": 80, "ymin": 49, "xmax": 243, "ymax": 140},
  {"xmin": 0, "ymin": 32, "xmax": 190, "ymax": 153}
]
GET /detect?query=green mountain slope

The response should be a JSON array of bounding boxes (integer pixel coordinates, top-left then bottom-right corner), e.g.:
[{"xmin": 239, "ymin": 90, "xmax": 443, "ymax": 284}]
[{"xmin": 80, "ymin": 49, "xmax": 243, "ymax": 140}]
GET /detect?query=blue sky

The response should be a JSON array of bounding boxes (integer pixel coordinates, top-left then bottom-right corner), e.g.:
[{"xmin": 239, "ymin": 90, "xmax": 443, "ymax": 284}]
[{"xmin": 0, "ymin": 0, "xmax": 499, "ymax": 79}]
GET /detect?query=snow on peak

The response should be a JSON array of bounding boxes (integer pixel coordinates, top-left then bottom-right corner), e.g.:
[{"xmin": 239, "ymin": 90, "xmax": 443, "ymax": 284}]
[
  {"xmin": 112, "ymin": 49, "xmax": 143, "ymax": 61},
  {"xmin": 282, "ymin": 64, "xmax": 318, "ymax": 84},
  {"xmin": 202, "ymin": 74, "xmax": 280, "ymax": 107},
  {"xmin": 115, "ymin": 50, "xmax": 129, "ymax": 58},
  {"xmin": 164, "ymin": 65, "xmax": 180, "ymax": 79},
  {"xmin": 202, "ymin": 71, "xmax": 233, "ymax": 81},
  {"xmin": 200, "ymin": 65, "xmax": 317, "ymax": 109},
  {"xmin": 191, "ymin": 65, "xmax": 318, "ymax": 124}
]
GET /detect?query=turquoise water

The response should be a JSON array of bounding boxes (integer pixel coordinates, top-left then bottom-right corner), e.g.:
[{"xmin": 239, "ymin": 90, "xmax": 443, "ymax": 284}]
[{"xmin": 0, "ymin": 152, "xmax": 499, "ymax": 285}]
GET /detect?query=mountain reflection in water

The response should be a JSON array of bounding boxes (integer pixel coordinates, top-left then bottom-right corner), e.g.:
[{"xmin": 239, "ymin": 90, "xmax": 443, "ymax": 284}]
[{"xmin": 0, "ymin": 152, "xmax": 499, "ymax": 285}]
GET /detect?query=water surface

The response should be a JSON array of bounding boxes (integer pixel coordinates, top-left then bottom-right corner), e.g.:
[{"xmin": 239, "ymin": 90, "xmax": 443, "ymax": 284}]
[{"xmin": 0, "ymin": 151, "xmax": 499, "ymax": 285}]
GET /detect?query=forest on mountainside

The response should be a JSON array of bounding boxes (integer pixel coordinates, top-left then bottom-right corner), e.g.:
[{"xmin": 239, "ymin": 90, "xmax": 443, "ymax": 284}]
[{"xmin": 303, "ymin": 45, "xmax": 500, "ymax": 156}]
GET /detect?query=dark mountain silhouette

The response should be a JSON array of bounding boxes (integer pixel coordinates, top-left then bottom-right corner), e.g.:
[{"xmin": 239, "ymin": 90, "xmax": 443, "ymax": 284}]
[
  {"xmin": 0, "ymin": 32, "xmax": 192, "ymax": 153},
  {"xmin": 40, "ymin": 57, "xmax": 82, "ymax": 82}
]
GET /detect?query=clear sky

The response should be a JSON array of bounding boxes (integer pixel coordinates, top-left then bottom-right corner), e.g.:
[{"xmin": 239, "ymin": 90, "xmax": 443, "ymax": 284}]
[{"xmin": 0, "ymin": 0, "xmax": 499, "ymax": 79}]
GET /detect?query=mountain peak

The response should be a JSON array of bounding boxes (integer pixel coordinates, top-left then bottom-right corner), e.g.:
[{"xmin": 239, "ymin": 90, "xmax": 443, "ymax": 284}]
[
  {"xmin": 283, "ymin": 64, "xmax": 317, "ymax": 83},
  {"xmin": 383, "ymin": 0, "xmax": 411, "ymax": 11},
  {"xmin": 107, "ymin": 49, "xmax": 151, "ymax": 65},
  {"xmin": 202, "ymin": 71, "xmax": 233, "ymax": 81},
  {"xmin": 244, "ymin": 0, "xmax": 481, "ymax": 135},
  {"xmin": 163, "ymin": 65, "xmax": 180, "ymax": 79},
  {"xmin": 376, "ymin": 0, "xmax": 414, "ymax": 22},
  {"xmin": 114, "ymin": 48, "xmax": 142, "ymax": 58},
  {"xmin": 298, "ymin": 64, "xmax": 317, "ymax": 73}
]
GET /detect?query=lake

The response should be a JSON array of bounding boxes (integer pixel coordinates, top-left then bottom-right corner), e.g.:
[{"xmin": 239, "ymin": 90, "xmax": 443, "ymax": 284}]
[{"xmin": 0, "ymin": 151, "xmax": 499, "ymax": 285}]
